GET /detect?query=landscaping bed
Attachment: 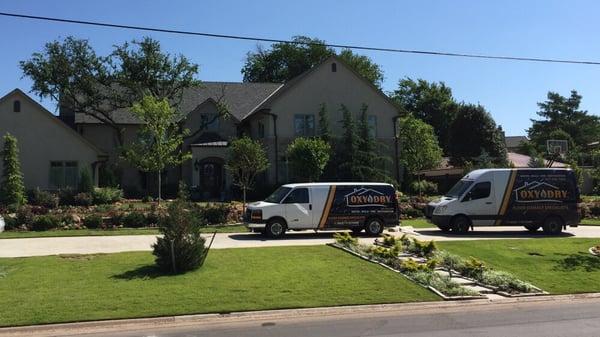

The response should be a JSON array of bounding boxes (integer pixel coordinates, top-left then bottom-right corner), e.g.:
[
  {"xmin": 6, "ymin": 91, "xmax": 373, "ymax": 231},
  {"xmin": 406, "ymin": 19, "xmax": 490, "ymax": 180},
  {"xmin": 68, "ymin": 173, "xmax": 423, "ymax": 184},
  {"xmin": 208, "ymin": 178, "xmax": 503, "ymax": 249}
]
[
  {"xmin": 438, "ymin": 238, "xmax": 600, "ymax": 294},
  {"xmin": 331, "ymin": 233, "xmax": 543, "ymax": 300},
  {"xmin": 0, "ymin": 246, "xmax": 439, "ymax": 327}
]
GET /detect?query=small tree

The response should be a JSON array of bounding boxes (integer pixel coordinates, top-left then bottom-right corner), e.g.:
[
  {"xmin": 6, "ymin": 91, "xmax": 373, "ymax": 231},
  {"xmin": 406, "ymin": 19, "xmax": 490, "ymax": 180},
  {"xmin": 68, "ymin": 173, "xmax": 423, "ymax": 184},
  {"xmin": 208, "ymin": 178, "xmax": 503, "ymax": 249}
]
[
  {"xmin": 286, "ymin": 137, "xmax": 331, "ymax": 182},
  {"xmin": 318, "ymin": 103, "xmax": 331, "ymax": 143},
  {"xmin": 78, "ymin": 168, "xmax": 94, "ymax": 193},
  {"xmin": 226, "ymin": 137, "xmax": 269, "ymax": 212},
  {"xmin": 152, "ymin": 198, "xmax": 206, "ymax": 274},
  {"xmin": 336, "ymin": 104, "xmax": 359, "ymax": 180},
  {"xmin": 122, "ymin": 95, "xmax": 192, "ymax": 202},
  {"xmin": 355, "ymin": 104, "xmax": 391, "ymax": 181},
  {"xmin": 0, "ymin": 133, "xmax": 26, "ymax": 206}
]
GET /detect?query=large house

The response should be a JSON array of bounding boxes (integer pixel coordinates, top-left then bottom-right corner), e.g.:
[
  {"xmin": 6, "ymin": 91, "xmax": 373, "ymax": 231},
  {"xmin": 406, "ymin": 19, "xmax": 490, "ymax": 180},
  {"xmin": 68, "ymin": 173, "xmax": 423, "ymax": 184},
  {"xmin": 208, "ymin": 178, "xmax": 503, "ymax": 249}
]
[{"xmin": 1, "ymin": 56, "xmax": 402, "ymax": 198}]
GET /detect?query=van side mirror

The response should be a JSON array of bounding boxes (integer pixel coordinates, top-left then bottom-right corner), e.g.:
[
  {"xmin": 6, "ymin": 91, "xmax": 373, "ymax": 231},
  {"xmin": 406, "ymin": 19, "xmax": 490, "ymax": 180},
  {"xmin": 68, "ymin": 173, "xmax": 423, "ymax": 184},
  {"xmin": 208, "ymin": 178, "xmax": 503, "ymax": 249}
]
[{"xmin": 462, "ymin": 192, "xmax": 472, "ymax": 202}]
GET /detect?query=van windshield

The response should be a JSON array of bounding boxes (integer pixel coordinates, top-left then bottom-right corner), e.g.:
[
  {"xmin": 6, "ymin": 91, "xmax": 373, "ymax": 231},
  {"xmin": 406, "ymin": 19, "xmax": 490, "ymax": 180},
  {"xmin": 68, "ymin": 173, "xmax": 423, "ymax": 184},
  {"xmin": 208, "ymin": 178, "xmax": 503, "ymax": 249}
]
[
  {"xmin": 264, "ymin": 187, "xmax": 292, "ymax": 203},
  {"xmin": 446, "ymin": 179, "xmax": 474, "ymax": 198}
]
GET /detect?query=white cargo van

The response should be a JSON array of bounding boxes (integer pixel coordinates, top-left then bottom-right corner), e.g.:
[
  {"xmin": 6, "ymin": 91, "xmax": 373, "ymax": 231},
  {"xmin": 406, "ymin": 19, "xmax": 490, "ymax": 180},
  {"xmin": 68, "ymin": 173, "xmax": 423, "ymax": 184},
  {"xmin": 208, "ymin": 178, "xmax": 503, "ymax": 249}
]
[
  {"xmin": 425, "ymin": 168, "xmax": 581, "ymax": 234},
  {"xmin": 244, "ymin": 182, "xmax": 399, "ymax": 238}
]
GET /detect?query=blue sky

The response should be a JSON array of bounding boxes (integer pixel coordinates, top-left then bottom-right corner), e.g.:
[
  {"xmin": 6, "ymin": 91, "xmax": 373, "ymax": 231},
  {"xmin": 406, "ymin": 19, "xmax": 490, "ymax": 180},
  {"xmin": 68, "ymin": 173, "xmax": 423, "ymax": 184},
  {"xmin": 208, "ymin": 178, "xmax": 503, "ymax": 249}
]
[{"xmin": 1, "ymin": 0, "xmax": 599, "ymax": 136}]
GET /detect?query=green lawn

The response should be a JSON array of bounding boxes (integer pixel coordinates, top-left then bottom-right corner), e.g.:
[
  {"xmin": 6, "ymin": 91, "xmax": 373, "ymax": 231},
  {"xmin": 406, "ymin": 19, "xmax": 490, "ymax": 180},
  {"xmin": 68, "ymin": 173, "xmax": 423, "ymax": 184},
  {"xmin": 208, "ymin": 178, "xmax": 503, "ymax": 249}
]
[
  {"xmin": 401, "ymin": 218, "xmax": 434, "ymax": 228},
  {"xmin": 439, "ymin": 238, "xmax": 600, "ymax": 294},
  {"xmin": 581, "ymin": 218, "xmax": 600, "ymax": 226},
  {"xmin": 0, "ymin": 246, "xmax": 439, "ymax": 327},
  {"xmin": 0, "ymin": 225, "xmax": 248, "ymax": 239}
]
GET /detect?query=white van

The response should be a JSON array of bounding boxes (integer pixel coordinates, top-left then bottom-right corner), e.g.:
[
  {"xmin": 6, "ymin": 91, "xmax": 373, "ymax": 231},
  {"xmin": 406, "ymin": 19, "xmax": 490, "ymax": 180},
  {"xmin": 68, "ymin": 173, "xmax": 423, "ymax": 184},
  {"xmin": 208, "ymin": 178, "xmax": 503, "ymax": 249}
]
[
  {"xmin": 244, "ymin": 182, "xmax": 399, "ymax": 238},
  {"xmin": 425, "ymin": 168, "xmax": 581, "ymax": 234}
]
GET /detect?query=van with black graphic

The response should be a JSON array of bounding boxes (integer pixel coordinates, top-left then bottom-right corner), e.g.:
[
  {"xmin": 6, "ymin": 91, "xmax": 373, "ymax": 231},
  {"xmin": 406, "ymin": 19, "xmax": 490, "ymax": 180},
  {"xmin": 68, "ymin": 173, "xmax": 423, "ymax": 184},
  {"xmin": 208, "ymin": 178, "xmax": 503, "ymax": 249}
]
[
  {"xmin": 244, "ymin": 182, "xmax": 398, "ymax": 238},
  {"xmin": 425, "ymin": 168, "xmax": 581, "ymax": 234}
]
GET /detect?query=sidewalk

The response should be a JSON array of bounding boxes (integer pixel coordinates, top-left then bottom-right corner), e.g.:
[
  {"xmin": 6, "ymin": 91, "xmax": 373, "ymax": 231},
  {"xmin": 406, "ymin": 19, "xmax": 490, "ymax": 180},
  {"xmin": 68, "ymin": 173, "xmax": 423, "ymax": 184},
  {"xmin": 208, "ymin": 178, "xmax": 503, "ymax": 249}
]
[{"xmin": 1, "ymin": 225, "xmax": 599, "ymax": 257}]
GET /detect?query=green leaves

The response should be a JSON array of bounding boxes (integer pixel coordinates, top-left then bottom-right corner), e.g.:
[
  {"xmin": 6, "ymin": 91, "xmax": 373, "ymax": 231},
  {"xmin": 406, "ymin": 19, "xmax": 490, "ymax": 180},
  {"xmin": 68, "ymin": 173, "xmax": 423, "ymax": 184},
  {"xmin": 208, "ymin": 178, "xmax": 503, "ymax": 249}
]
[
  {"xmin": 226, "ymin": 137, "xmax": 269, "ymax": 191},
  {"xmin": 0, "ymin": 133, "xmax": 26, "ymax": 207},
  {"xmin": 286, "ymin": 137, "xmax": 331, "ymax": 182},
  {"xmin": 398, "ymin": 115, "xmax": 442, "ymax": 175}
]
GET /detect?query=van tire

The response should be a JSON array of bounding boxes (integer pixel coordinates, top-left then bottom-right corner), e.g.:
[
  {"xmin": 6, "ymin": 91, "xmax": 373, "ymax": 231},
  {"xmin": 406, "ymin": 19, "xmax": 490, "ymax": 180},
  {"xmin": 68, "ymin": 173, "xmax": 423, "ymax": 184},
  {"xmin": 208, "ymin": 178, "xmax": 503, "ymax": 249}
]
[
  {"xmin": 543, "ymin": 216, "xmax": 563, "ymax": 235},
  {"xmin": 265, "ymin": 218, "xmax": 287, "ymax": 238},
  {"xmin": 451, "ymin": 215, "xmax": 470, "ymax": 234},
  {"xmin": 525, "ymin": 224, "xmax": 540, "ymax": 232},
  {"xmin": 364, "ymin": 218, "xmax": 384, "ymax": 236}
]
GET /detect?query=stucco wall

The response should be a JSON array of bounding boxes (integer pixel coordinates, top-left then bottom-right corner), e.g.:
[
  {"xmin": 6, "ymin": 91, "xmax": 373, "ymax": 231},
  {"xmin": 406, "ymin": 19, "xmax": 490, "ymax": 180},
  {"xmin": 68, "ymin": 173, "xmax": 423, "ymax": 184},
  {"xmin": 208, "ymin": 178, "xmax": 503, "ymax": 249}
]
[{"xmin": 0, "ymin": 91, "xmax": 101, "ymax": 190}]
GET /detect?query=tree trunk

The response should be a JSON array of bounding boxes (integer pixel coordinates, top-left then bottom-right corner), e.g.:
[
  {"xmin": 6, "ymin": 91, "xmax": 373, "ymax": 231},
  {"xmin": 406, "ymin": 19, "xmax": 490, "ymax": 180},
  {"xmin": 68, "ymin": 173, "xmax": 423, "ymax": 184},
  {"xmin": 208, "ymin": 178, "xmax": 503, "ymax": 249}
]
[
  {"xmin": 157, "ymin": 171, "xmax": 162, "ymax": 205},
  {"xmin": 242, "ymin": 188, "xmax": 247, "ymax": 215}
]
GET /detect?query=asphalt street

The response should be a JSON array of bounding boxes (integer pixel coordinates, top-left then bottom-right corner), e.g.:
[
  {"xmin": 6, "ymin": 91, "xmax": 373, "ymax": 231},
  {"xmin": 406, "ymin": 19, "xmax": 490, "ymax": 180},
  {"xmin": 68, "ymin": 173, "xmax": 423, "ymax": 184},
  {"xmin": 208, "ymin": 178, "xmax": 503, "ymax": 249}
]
[{"xmin": 68, "ymin": 297, "xmax": 600, "ymax": 337}]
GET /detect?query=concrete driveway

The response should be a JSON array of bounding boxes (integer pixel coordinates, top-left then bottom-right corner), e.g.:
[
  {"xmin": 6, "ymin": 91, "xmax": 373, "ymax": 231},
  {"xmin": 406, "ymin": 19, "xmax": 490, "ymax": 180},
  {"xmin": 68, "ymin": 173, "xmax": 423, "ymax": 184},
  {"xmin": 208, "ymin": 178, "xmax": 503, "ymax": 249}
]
[{"xmin": 1, "ymin": 226, "xmax": 599, "ymax": 257}]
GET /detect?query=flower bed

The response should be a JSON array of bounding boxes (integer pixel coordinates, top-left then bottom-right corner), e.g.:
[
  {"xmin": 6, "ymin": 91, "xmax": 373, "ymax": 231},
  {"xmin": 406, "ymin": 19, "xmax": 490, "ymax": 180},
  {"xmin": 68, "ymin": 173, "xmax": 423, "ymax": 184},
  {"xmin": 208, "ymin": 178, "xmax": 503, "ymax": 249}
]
[{"xmin": 333, "ymin": 233, "xmax": 545, "ymax": 299}]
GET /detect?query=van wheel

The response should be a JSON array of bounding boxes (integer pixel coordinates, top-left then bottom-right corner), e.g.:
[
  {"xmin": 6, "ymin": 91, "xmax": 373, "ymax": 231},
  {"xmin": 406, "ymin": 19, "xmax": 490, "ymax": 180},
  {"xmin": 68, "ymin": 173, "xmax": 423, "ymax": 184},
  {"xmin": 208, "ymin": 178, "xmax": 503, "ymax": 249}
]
[
  {"xmin": 365, "ymin": 218, "xmax": 384, "ymax": 236},
  {"xmin": 265, "ymin": 219, "xmax": 286, "ymax": 238},
  {"xmin": 451, "ymin": 216, "xmax": 470, "ymax": 234},
  {"xmin": 543, "ymin": 216, "xmax": 563, "ymax": 235},
  {"xmin": 525, "ymin": 224, "xmax": 540, "ymax": 232}
]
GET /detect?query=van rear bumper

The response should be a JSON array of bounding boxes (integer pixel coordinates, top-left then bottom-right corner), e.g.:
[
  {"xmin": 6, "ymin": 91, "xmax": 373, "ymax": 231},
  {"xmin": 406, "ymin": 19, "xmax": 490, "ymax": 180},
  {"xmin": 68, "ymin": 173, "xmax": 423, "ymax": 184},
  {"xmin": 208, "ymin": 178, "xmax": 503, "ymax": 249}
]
[
  {"xmin": 246, "ymin": 222, "xmax": 266, "ymax": 229},
  {"xmin": 431, "ymin": 215, "xmax": 452, "ymax": 228}
]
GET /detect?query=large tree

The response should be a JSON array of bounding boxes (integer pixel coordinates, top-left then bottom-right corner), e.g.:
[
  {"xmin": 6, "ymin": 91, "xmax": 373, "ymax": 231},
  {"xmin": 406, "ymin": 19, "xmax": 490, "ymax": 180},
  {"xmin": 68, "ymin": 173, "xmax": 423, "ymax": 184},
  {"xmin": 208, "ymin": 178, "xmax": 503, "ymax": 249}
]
[
  {"xmin": 21, "ymin": 36, "xmax": 200, "ymax": 146},
  {"xmin": 448, "ymin": 104, "xmax": 507, "ymax": 166},
  {"xmin": 391, "ymin": 78, "xmax": 458, "ymax": 153},
  {"xmin": 121, "ymin": 95, "xmax": 192, "ymax": 202},
  {"xmin": 397, "ymin": 115, "xmax": 443, "ymax": 177},
  {"xmin": 286, "ymin": 137, "xmax": 331, "ymax": 182},
  {"xmin": 528, "ymin": 90, "xmax": 600, "ymax": 154},
  {"xmin": 355, "ymin": 104, "xmax": 391, "ymax": 181},
  {"xmin": 0, "ymin": 133, "xmax": 26, "ymax": 207},
  {"xmin": 242, "ymin": 36, "xmax": 384, "ymax": 87}
]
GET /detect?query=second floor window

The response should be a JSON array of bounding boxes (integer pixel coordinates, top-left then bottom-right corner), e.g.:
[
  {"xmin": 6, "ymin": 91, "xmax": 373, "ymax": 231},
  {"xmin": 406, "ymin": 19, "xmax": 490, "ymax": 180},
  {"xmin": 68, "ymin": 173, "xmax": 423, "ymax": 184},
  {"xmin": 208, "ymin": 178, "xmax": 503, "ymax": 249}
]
[
  {"xmin": 201, "ymin": 113, "xmax": 219, "ymax": 131},
  {"xmin": 294, "ymin": 114, "xmax": 315, "ymax": 136}
]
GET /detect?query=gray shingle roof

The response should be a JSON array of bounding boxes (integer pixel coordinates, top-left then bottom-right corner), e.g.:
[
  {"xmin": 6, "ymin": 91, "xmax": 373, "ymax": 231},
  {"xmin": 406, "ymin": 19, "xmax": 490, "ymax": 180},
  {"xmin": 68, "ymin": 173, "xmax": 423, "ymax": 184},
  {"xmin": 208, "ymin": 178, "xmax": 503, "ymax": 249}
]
[
  {"xmin": 74, "ymin": 82, "xmax": 283, "ymax": 124},
  {"xmin": 505, "ymin": 135, "xmax": 528, "ymax": 149}
]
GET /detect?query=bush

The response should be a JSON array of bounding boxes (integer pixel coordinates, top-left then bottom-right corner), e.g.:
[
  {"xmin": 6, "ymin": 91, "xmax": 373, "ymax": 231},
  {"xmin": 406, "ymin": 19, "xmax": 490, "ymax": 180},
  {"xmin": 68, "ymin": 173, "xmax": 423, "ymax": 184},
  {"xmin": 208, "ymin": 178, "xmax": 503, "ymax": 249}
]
[
  {"xmin": 122, "ymin": 211, "xmax": 147, "ymax": 228},
  {"xmin": 58, "ymin": 188, "xmax": 77, "ymax": 206},
  {"xmin": 589, "ymin": 204, "xmax": 600, "ymax": 217},
  {"xmin": 407, "ymin": 239, "xmax": 437, "ymax": 257},
  {"xmin": 146, "ymin": 212, "xmax": 161, "ymax": 226},
  {"xmin": 92, "ymin": 187, "xmax": 123, "ymax": 205},
  {"xmin": 28, "ymin": 188, "xmax": 59, "ymax": 208},
  {"xmin": 200, "ymin": 203, "xmax": 231, "ymax": 225},
  {"xmin": 333, "ymin": 232, "xmax": 358, "ymax": 247},
  {"xmin": 400, "ymin": 207, "xmax": 424, "ymax": 219},
  {"xmin": 152, "ymin": 199, "xmax": 207, "ymax": 274},
  {"xmin": 15, "ymin": 207, "xmax": 34, "ymax": 228},
  {"xmin": 410, "ymin": 180, "xmax": 438, "ymax": 196},
  {"xmin": 31, "ymin": 215, "xmax": 60, "ymax": 231},
  {"xmin": 78, "ymin": 169, "xmax": 94, "ymax": 193},
  {"xmin": 479, "ymin": 270, "xmax": 536, "ymax": 293},
  {"xmin": 142, "ymin": 195, "xmax": 153, "ymax": 203},
  {"xmin": 3, "ymin": 216, "xmax": 18, "ymax": 230},
  {"xmin": 83, "ymin": 214, "xmax": 103, "ymax": 229},
  {"xmin": 73, "ymin": 192, "xmax": 93, "ymax": 206}
]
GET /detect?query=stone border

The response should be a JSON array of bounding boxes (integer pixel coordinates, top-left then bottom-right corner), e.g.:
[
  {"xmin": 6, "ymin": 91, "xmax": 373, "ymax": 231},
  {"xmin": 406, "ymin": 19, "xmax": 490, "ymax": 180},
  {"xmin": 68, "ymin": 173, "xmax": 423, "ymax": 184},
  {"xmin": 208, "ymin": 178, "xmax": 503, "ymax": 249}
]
[
  {"xmin": 328, "ymin": 243, "xmax": 486, "ymax": 301},
  {"xmin": 590, "ymin": 247, "xmax": 599, "ymax": 257}
]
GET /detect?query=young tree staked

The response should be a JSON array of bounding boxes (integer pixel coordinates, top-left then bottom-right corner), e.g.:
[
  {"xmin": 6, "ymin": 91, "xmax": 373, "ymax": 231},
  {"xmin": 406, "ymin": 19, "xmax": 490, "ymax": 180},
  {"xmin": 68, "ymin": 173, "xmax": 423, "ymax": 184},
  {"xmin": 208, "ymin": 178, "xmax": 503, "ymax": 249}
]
[
  {"xmin": 286, "ymin": 137, "xmax": 331, "ymax": 182},
  {"xmin": 122, "ymin": 95, "xmax": 191, "ymax": 202},
  {"xmin": 0, "ymin": 133, "xmax": 26, "ymax": 206},
  {"xmin": 226, "ymin": 137, "xmax": 269, "ymax": 212}
]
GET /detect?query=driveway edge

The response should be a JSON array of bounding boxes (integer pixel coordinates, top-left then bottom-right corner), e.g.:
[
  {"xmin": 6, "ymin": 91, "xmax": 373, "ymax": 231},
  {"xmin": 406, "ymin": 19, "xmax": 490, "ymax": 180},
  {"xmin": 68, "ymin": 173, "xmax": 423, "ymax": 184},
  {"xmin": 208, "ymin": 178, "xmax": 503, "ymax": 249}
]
[{"xmin": 2, "ymin": 293, "xmax": 600, "ymax": 336}]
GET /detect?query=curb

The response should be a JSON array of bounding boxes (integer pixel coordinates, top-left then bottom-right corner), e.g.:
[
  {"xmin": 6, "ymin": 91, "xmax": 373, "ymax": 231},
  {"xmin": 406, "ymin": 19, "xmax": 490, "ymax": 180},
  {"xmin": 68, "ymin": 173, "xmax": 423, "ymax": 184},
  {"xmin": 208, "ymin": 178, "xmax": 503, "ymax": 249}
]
[{"xmin": 2, "ymin": 293, "xmax": 600, "ymax": 337}]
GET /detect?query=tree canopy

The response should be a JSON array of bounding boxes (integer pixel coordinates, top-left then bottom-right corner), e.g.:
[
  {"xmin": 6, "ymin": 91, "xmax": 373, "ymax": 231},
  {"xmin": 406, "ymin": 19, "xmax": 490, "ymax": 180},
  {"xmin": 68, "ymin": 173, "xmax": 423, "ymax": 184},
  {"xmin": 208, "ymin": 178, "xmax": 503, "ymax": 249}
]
[
  {"xmin": 21, "ymin": 36, "xmax": 200, "ymax": 145},
  {"xmin": 0, "ymin": 133, "xmax": 26, "ymax": 207},
  {"xmin": 397, "ymin": 115, "xmax": 443, "ymax": 176},
  {"xmin": 226, "ymin": 137, "xmax": 269, "ymax": 210},
  {"xmin": 286, "ymin": 137, "xmax": 331, "ymax": 182},
  {"xmin": 241, "ymin": 36, "xmax": 384, "ymax": 87},
  {"xmin": 391, "ymin": 78, "xmax": 458, "ymax": 153}
]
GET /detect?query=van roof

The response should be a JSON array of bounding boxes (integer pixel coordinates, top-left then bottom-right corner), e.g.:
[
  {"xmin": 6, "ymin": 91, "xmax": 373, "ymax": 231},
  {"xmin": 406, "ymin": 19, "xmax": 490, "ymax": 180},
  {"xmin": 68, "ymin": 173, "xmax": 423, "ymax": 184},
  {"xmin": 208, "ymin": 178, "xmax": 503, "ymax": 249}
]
[
  {"xmin": 281, "ymin": 182, "xmax": 394, "ymax": 188},
  {"xmin": 464, "ymin": 168, "xmax": 572, "ymax": 180}
]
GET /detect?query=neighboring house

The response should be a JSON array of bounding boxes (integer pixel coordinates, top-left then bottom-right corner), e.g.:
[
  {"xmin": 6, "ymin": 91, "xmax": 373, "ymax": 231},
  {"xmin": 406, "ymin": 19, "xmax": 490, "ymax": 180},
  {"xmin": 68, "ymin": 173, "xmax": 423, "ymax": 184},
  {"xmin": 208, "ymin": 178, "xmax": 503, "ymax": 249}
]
[
  {"xmin": 505, "ymin": 135, "xmax": 528, "ymax": 153},
  {"xmin": 60, "ymin": 55, "xmax": 401, "ymax": 199},
  {"xmin": 0, "ymin": 89, "xmax": 106, "ymax": 190}
]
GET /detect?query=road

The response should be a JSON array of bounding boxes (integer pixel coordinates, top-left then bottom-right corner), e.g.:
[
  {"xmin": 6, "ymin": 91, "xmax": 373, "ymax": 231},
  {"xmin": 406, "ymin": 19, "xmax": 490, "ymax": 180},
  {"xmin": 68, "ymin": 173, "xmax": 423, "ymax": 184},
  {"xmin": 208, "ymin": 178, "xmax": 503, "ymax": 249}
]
[
  {"xmin": 54, "ymin": 297, "xmax": 600, "ymax": 337},
  {"xmin": 1, "ymin": 225, "xmax": 600, "ymax": 257}
]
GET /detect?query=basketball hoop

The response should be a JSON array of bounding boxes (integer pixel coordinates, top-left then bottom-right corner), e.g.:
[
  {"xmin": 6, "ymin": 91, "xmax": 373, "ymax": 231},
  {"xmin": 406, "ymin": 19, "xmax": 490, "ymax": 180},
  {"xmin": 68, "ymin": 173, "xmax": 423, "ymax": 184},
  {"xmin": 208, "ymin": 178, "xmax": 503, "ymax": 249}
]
[{"xmin": 546, "ymin": 139, "xmax": 568, "ymax": 167}]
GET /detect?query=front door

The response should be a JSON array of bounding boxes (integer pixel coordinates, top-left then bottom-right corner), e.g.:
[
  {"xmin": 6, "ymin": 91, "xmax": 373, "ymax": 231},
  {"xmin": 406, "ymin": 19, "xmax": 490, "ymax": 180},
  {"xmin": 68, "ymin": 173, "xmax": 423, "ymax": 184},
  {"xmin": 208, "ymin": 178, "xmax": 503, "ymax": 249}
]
[
  {"xmin": 460, "ymin": 181, "xmax": 496, "ymax": 226},
  {"xmin": 282, "ymin": 187, "xmax": 313, "ymax": 229},
  {"xmin": 199, "ymin": 161, "xmax": 223, "ymax": 198}
]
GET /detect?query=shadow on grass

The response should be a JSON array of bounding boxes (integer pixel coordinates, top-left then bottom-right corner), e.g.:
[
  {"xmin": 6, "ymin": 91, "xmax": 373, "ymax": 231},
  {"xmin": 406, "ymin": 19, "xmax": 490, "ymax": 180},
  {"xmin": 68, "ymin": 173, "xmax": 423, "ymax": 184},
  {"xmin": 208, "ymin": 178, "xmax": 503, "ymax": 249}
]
[
  {"xmin": 112, "ymin": 265, "xmax": 167, "ymax": 280},
  {"xmin": 415, "ymin": 229, "xmax": 575, "ymax": 239},
  {"xmin": 553, "ymin": 253, "xmax": 600, "ymax": 272}
]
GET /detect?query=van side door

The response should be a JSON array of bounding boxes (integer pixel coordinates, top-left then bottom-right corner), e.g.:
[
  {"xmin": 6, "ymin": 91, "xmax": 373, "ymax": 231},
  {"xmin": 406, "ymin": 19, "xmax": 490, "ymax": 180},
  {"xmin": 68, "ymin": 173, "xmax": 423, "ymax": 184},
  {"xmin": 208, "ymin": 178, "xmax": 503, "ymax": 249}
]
[
  {"xmin": 461, "ymin": 181, "xmax": 496, "ymax": 226},
  {"xmin": 282, "ymin": 187, "xmax": 313, "ymax": 229}
]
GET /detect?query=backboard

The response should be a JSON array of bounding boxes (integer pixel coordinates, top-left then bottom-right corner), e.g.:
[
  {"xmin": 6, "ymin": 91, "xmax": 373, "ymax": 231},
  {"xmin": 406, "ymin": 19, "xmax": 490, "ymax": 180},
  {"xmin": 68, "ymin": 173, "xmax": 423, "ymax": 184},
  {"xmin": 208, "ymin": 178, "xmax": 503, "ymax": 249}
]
[{"xmin": 546, "ymin": 139, "xmax": 568, "ymax": 157}]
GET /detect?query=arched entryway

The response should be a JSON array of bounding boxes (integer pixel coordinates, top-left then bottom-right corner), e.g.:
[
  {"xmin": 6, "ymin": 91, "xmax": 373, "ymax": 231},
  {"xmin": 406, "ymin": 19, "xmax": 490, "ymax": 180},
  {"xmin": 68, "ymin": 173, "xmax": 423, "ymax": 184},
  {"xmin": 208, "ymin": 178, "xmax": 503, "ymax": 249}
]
[{"xmin": 198, "ymin": 157, "xmax": 225, "ymax": 198}]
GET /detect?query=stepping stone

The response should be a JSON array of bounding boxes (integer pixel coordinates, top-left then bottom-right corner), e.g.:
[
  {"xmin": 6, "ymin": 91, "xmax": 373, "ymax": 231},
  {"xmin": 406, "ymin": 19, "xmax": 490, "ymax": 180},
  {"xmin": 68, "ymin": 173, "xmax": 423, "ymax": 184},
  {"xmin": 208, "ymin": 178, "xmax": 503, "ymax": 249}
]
[
  {"xmin": 449, "ymin": 277, "xmax": 476, "ymax": 285},
  {"xmin": 462, "ymin": 284, "xmax": 490, "ymax": 293},
  {"xmin": 486, "ymin": 293, "xmax": 508, "ymax": 300}
]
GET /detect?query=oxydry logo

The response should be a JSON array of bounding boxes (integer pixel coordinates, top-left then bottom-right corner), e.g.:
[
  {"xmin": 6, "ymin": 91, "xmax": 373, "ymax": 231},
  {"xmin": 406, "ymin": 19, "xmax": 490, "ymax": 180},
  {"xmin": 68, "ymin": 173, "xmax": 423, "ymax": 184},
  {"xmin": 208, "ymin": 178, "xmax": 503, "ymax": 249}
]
[
  {"xmin": 344, "ymin": 188, "xmax": 391, "ymax": 207},
  {"xmin": 513, "ymin": 181, "xmax": 568, "ymax": 203}
]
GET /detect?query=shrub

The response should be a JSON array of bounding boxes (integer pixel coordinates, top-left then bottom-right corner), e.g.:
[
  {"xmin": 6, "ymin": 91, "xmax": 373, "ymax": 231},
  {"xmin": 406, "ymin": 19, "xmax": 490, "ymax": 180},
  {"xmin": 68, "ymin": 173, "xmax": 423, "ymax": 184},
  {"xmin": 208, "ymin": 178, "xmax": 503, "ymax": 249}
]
[
  {"xmin": 434, "ymin": 251, "xmax": 465, "ymax": 275},
  {"xmin": 407, "ymin": 239, "xmax": 437, "ymax": 257},
  {"xmin": 58, "ymin": 188, "xmax": 77, "ymax": 206},
  {"xmin": 92, "ymin": 187, "xmax": 123, "ymax": 205},
  {"xmin": 152, "ymin": 199, "xmax": 206, "ymax": 274},
  {"xmin": 0, "ymin": 133, "xmax": 26, "ymax": 207},
  {"xmin": 31, "ymin": 215, "xmax": 60, "ymax": 231},
  {"xmin": 146, "ymin": 212, "xmax": 161, "ymax": 226},
  {"xmin": 73, "ymin": 192, "xmax": 93, "ymax": 206},
  {"xmin": 479, "ymin": 270, "xmax": 536, "ymax": 293},
  {"xmin": 78, "ymin": 169, "xmax": 94, "ymax": 193},
  {"xmin": 459, "ymin": 257, "xmax": 487, "ymax": 279},
  {"xmin": 83, "ymin": 214, "xmax": 103, "ymax": 229},
  {"xmin": 400, "ymin": 207, "xmax": 423, "ymax": 218},
  {"xmin": 122, "ymin": 211, "xmax": 147, "ymax": 228},
  {"xmin": 399, "ymin": 258, "xmax": 430, "ymax": 273},
  {"xmin": 589, "ymin": 204, "xmax": 600, "ymax": 217},
  {"xmin": 410, "ymin": 180, "xmax": 438, "ymax": 196},
  {"xmin": 28, "ymin": 188, "xmax": 59, "ymax": 208},
  {"xmin": 142, "ymin": 195, "xmax": 153, "ymax": 203},
  {"xmin": 15, "ymin": 207, "xmax": 34, "ymax": 228},
  {"xmin": 381, "ymin": 234, "xmax": 397, "ymax": 246},
  {"xmin": 200, "ymin": 203, "xmax": 231, "ymax": 225},
  {"xmin": 3, "ymin": 216, "xmax": 18, "ymax": 230},
  {"xmin": 333, "ymin": 232, "xmax": 358, "ymax": 247},
  {"xmin": 413, "ymin": 271, "xmax": 478, "ymax": 297}
]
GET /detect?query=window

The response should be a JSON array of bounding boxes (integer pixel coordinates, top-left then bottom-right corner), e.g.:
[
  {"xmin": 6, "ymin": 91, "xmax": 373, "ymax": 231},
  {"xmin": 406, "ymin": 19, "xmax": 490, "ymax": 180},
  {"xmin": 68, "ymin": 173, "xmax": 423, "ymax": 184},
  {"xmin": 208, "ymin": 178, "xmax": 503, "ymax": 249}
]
[
  {"xmin": 283, "ymin": 188, "xmax": 309, "ymax": 204},
  {"xmin": 331, "ymin": 62, "xmax": 337, "ymax": 72},
  {"xmin": 294, "ymin": 114, "xmax": 315, "ymax": 136},
  {"xmin": 49, "ymin": 161, "xmax": 78, "ymax": 189},
  {"xmin": 258, "ymin": 121, "xmax": 265, "ymax": 138},
  {"xmin": 200, "ymin": 113, "xmax": 219, "ymax": 131},
  {"xmin": 368, "ymin": 115, "xmax": 377, "ymax": 138},
  {"xmin": 463, "ymin": 182, "xmax": 491, "ymax": 201},
  {"xmin": 13, "ymin": 100, "xmax": 20, "ymax": 112}
]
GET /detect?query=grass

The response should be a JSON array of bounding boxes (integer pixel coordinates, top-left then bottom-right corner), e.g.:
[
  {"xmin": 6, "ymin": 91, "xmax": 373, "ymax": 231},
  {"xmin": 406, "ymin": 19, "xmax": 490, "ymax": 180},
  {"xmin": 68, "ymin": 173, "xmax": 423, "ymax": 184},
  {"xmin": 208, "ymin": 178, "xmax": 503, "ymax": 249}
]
[
  {"xmin": 0, "ymin": 246, "xmax": 439, "ymax": 327},
  {"xmin": 0, "ymin": 225, "xmax": 248, "ymax": 239},
  {"xmin": 438, "ymin": 238, "xmax": 600, "ymax": 294},
  {"xmin": 401, "ymin": 218, "xmax": 434, "ymax": 228},
  {"xmin": 581, "ymin": 218, "xmax": 600, "ymax": 226}
]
